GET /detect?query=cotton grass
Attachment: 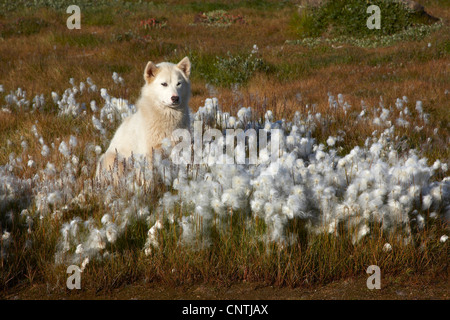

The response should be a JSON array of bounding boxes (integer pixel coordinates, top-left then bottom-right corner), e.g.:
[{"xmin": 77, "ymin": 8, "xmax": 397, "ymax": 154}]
[{"xmin": 0, "ymin": 75, "xmax": 448, "ymax": 285}]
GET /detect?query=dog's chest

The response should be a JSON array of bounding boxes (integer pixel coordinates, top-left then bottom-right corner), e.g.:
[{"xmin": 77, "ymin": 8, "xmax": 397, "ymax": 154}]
[{"xmin": 141, "ymin": 108, "xmax": 188, "ymax": 146}]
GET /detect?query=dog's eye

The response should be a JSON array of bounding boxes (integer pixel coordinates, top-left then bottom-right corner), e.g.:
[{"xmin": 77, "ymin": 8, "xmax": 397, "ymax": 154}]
[
  {"xmin": 161, "ymin": 83, "xmax": 168, "ymax": 87},
  {"xmin": 176, "ymin": 82, "xmax": 181, "ymax": 86}
]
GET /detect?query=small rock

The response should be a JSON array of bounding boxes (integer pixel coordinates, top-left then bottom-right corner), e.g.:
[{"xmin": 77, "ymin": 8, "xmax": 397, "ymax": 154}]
[{"xmin": 397, "ymin": 0, "xmax": 424, "ymax": 12}]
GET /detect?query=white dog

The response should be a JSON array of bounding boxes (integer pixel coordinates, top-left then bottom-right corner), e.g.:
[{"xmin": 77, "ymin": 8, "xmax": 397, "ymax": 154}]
[{"xmin": 96, "ymin": 57, "xmax": 191, "ymax": 182}]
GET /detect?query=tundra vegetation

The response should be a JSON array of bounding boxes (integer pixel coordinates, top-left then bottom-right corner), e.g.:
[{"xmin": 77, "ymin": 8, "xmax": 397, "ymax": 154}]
[{"xmin": 0, "ymin": 0, "xmax": 448, "ymax": 297}]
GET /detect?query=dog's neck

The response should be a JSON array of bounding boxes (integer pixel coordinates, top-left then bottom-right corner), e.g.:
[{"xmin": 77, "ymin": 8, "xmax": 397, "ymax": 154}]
[{"xmin": 137, "ymin": 96, "xmax": 190, "ymax": 140}]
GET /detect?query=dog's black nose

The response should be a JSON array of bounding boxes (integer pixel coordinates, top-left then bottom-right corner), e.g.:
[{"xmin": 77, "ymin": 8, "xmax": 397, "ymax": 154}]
[{"xmin": 171, "ymin": 96, "xmax": 179, "ymax": 103}]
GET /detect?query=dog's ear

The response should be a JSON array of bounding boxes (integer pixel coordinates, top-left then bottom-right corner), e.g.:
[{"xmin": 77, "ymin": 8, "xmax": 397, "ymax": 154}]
[
  {"xmin": 144, "ymin": 61, "xmax": 158, "ymax": 83},
  {"xmin": 177, "ymin": 57, "xmax": 191, "ymax": 78}
]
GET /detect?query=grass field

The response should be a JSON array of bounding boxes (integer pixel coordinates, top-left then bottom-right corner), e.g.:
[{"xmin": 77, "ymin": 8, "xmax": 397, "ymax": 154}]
[{"xmin": 0, "ymin": 0, "xmax": 449, "ymax": 299}]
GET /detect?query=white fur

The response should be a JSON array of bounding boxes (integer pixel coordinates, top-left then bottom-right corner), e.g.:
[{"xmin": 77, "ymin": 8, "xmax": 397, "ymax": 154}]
[{"xmin": 96, "ymin": 57, "xmax": 191, "ymax": 180}]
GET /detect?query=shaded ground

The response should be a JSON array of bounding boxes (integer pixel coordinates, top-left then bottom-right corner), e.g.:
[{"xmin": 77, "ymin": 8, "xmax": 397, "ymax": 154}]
[{"xmin": 2, "ymin": 273, "xmax": 448, "ymax": 300}]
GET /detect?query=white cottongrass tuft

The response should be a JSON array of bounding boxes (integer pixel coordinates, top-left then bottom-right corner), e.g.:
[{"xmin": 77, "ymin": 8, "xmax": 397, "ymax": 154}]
[
  {"xmin": 383, "ymin": 243, "xmax": 392, "ymax": 252},
  {"xmin": 327, "ymin": 136, "xmax": 336, "ymax": 147}
]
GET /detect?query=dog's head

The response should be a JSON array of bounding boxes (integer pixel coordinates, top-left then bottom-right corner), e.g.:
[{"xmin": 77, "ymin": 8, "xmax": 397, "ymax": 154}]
[{"xmin": 142, "ymin": 57, "xmax": 191, "ymax": 110}]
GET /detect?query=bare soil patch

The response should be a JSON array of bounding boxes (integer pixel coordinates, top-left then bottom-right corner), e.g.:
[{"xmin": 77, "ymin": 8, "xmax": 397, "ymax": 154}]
[{"xmin": 3, "ymin": 273, "xmax": 448, "ymax": 300}]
